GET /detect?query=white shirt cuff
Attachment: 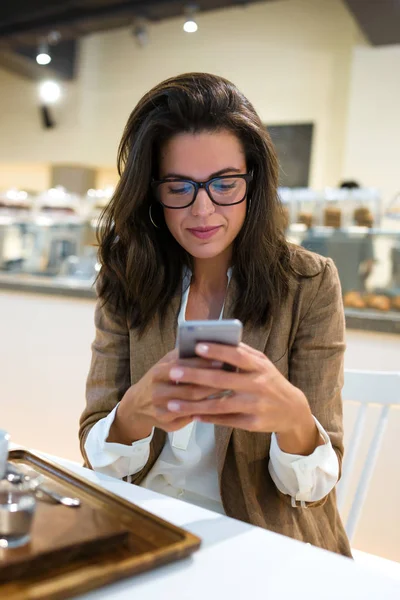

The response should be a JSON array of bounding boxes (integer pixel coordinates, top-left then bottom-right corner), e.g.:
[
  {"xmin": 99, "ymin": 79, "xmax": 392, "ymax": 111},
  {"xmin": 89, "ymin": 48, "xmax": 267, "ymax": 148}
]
[
  {"xmin": 85, "ymin": 403, "xmax": 154, "ymax": 468},
  {"xmin": 268, "ymin": 416, "xmax": 339, "ymax": 503}
]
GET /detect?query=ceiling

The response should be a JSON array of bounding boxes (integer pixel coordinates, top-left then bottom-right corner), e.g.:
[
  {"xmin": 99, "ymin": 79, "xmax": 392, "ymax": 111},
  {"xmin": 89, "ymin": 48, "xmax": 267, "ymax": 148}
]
[
  {"xmin": 0, "ymin": 0, "xmax": 269, "ymax": 46},
  {"xmin": 0, "ymin": 1, "xmax": 399, "ymax": 81},
  {"xmin": 1, "ymin": 0, "xmax": 399, "ymax": 48},
  {"xmin": 0, "ymin": 0, "xmax": 271, "ymax": 80}
]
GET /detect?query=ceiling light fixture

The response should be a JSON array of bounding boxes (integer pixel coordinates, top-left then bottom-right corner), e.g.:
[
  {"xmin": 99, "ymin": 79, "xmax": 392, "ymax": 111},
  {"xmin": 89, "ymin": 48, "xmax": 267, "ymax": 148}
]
[
  {"xmin": 36, "ymin": 41, "xmax": 51, "ymax": 65},
  {"xmin": 38, "ymin": 77, "xmax": 62, "ymax": 129},
  {"xmin": 36, "ymin": 32, "xmax": 61, "ymax": 66},
  {"xmin": 183, "ymin": 4, "xmax": 199, "ymax": 33},
  {"xmin": 132, "ymin": 17, "xmax": 149, "ymax": 47},
  {"xmin": 39, "ymin": 80, "xmax": 61, "ymax": 104},
  {"xmin": 47, "ymin": 30, "xmax": 61, "ymax": 45}
]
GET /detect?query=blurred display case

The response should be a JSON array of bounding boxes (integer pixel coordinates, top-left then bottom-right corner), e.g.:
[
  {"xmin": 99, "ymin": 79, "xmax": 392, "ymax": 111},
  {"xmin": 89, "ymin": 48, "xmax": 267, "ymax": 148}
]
[
  {"xmin": 383, "ymin": 191, "xmax": 400, "ymax": 227},
  {"xmin": 279, "ymin": 186, "xmax": 382, "ymax": 229},
  {"xmin": 0, "ymin": 186, "xmax": 102, "ymax": 297},
  {"xmin": 287, "ymin": 224, "xmax": 400, "ymax": 333},
  {"xmin": 1, "ymin": 183, "xmax": 399, "ymax": 332}
]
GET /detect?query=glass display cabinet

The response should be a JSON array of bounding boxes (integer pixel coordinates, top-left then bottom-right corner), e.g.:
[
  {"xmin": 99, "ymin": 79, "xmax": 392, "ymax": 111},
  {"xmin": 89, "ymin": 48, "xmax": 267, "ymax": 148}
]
[
  {"xmin": 0, "ymin": 185, "xmax": 399, "ymax": 333},
  {"xmin": 287, "ymin": 224, "xmax": 400, "ymax": 332}
]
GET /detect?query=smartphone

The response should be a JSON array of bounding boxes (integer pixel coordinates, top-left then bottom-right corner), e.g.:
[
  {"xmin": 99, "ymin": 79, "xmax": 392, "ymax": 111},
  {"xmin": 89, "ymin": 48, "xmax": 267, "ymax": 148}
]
[{"xmin": 178, "ymin": 319, "xmax": 243, "ymax": 371}]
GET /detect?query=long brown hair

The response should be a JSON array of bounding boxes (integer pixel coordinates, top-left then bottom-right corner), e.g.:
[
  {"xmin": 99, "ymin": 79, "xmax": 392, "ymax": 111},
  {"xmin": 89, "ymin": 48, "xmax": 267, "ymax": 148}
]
[{"xmin": 98, "ymin": 72, "xmax": 291, "ymax": 333}]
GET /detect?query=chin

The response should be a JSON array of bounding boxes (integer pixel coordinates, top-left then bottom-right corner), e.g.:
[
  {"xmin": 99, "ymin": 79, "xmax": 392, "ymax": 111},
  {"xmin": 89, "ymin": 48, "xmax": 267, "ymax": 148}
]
[
  {"xmin": 184, "ymin": 242, "xmax": 229, "ymax": 260},
  {"xmin": 190, "ymin": 249, "xmax": 221, "ymax": 260}
]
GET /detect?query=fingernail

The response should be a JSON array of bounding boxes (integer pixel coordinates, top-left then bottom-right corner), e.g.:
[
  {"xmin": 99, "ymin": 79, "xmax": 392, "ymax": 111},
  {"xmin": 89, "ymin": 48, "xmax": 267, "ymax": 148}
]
[
  {"xmin": 170, "ymin": 368, "xmax": 184, "ymax": 380},
  {"xmin": 168, "ymin": 401, "xmax": 181, "ymax": 412},
  {"xmin": 196, "ymin": 344, "xmax": 209, "ymax": 355}
]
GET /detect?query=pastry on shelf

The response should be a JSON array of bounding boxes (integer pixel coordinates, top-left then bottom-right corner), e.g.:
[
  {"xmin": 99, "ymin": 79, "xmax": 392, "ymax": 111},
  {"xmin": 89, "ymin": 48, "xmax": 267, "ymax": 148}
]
[
  {"xmin": 343, "ymin": 291, "xmax": 366, "ymax": 309},
  {"xmin": 391, "ymin": 295, "xmax": 400, "ymax": 311},
  {"xmin": 0, "ymin": 189, "xmax": 31, "ymax": 212},
  {"xmin": 353, "ymin": 206, "xmax": 374, "ymax": 228},
  {"xmin": 364, "ymin": 294, "xmax": 391, "ymax": 311},
  {"xmin": 324, "ymin": 207, "xmax": 342, "ymax": 228},
  {"xmin": 297, "ymin": 212, "xmax": 313, "ymax": 229}
]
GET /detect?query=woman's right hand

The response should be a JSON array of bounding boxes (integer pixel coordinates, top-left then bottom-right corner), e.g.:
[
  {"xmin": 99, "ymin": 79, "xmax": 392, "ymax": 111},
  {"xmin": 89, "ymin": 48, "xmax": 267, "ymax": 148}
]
[{"xmin": 107, "ymin": 349, "xmax": 220, "ymax": 444}]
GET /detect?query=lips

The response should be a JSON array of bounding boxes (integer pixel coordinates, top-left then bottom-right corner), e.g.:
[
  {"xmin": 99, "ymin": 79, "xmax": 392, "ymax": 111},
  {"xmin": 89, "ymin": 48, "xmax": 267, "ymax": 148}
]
[
  {"xmin": 190, "ymin": 226, "xmax": 219, "ymax": 232},
  {"xmin": 187, "ymin": 225, "xmax": 222, "ymax": 239}
]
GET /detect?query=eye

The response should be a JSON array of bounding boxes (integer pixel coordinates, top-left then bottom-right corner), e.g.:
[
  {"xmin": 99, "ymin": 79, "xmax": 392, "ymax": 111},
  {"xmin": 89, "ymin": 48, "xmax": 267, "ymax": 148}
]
[
  {"xmin": 212, "ymin": 179, "xmax": 237, "ymax": 193},
  {"xmin": 166, "ymin": 181, "xmax": 193, "ymax": 195}
]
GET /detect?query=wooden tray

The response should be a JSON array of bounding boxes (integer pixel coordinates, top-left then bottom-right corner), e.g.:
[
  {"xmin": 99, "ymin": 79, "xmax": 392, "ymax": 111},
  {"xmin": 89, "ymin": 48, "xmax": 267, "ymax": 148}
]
[{"xmin": 0, "ymin": 449, "xmax": 201, "ymax": 599}]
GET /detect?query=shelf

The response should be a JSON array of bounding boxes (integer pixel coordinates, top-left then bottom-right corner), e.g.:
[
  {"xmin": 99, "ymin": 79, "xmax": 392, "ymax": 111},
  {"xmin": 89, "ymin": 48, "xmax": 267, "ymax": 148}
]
[{"xmin": 345, "ymin": 307, "xmax": 400, "ymax": 334}]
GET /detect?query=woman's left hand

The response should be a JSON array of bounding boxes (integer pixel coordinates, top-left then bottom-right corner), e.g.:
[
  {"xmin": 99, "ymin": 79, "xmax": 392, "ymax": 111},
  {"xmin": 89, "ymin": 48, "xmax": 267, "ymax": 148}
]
[{"xmin": 168, "ymin": 342, "xmax": 321, "ymax": 455}]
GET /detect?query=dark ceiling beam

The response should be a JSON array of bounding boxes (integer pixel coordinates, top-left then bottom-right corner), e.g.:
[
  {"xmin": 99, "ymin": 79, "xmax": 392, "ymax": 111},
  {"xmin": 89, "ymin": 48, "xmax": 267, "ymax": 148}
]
[
  {"xmin": 344, "ymin": 0, "xmax": 400, "ymax": 46},
  {"xmin": 0, "ymin": 0, "xmax": 172, "ymax": 41},
  {"xmin": 0, "ymin": 0, "xmax": 258, "ymax": 43}
]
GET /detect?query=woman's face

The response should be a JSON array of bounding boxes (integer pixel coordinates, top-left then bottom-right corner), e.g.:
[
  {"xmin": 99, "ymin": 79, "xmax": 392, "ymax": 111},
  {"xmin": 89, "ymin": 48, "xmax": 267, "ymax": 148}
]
[{"xmin": 158, "ymin": 130, "xmax": 248, "ymax": 262}]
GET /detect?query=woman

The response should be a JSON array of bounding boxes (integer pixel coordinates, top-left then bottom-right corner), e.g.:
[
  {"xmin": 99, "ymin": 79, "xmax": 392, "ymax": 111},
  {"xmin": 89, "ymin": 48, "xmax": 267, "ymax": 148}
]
[{"xmin": 79, "ymin": 73, "xmax": 351, "ymax": 557}]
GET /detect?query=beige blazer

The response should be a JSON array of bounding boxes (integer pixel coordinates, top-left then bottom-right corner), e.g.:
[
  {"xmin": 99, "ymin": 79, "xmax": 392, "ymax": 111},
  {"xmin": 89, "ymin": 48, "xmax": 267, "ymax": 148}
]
[{"xmin": 79, "ymin": 246, "xmax": 352, "ymax": 557}]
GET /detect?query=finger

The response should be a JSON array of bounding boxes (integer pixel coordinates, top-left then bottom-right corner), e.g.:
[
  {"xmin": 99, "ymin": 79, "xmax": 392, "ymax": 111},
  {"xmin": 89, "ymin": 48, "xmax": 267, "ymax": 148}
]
[
  {"xmin": 153, "ymin": 383, "xmax": 223, "ymax": 403},
  {"xmin": 178, "ymin": 357, "xmax": 223, "ymax": 369},
  {"xmin": 153, "ymin": 358, "xmax": 222, "ymax": 383},
  {"xmin": 194, "ymin": 342, "xmax": 269, "ymax": 373},
  {"xmin": 166, "ymin": 394, "xmax": 255, "ymax": 416},
  {"xmin": 168, "ymin": 364, "xmax": 252, "ymax": 391},
  {"xmin": 156, "ymin": 414, "xmax": 194, "ymax": 430},
  {"xmin": 239, "ymin": 342, "xmax": 268, "ymax": 359},
  {"xmin": 153, "ymin": 361, "xmax": 181, "ymax": 382},
  {"xmin": 194, "ymin": 413, "xmax": 260, "ymax": 430}
]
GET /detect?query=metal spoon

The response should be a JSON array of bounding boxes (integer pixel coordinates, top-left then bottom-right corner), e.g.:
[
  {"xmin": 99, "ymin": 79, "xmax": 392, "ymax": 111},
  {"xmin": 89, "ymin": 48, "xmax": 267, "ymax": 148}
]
[
  {"xmin": 34, "ymin": 485, "xmax": 81, "ymax": 508},
  {"xmin": 6, "ymin": 465, "xmax": 81, "ymax": 508}
]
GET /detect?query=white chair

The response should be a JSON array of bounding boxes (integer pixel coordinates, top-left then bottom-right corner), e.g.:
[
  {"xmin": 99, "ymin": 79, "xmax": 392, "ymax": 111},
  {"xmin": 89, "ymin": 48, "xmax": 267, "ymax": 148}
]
[{"xmin": 340, "ymin": 369, "xmax": 400, "ymax": 578}]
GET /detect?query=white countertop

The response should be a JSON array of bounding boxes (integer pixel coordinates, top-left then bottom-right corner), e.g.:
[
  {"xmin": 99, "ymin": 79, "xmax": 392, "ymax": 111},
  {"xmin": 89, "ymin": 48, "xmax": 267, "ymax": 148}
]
[{"xmin": 28, "ymin": 452, "xmax": 400, "ymax": 600}]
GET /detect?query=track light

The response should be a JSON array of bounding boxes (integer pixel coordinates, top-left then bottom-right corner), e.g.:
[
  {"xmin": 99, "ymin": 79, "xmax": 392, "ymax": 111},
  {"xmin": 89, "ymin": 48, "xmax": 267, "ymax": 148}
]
[
  {"xmin": 36, "ymin": 41, "xmax": 51, "ymax": 65},
  {"xmin": 183, "ymin": 19, "xmax": 198, "ymax": 33},
  {"xmin": 47, "ymin": 30, "xmax": 61, "ymax": 45},
  {"xmin": 39, "ymin": 81, "xmax": 61, "ymax": 104},
  {"xmin": 36, "ymin": 32, "xmax": 61, "ymax": 65},
  {"xmin": 184, "ymin": 4, "xmax": 199, "ymax": 33},
  {"xmin": 40, "ymin": 106, "xmax": 55, "ymax": 129},
  {"xmin": 38, "ymin": 80, "xmax": 61, "ymax": 129},
  {"xmin": 132, "ymin": 17, "xmax": 149, "ymax": 47}
]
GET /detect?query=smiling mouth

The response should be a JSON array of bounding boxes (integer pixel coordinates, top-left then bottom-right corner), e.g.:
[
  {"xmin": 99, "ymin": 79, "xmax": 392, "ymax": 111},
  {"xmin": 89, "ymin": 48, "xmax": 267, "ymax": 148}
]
[
  {"xmin": 189, "ymin": 226, "xmax": 220, "ymax": 232},
  {"xmin": 187, "ymin": 225, "xmax": 222, "ymax": 239}
]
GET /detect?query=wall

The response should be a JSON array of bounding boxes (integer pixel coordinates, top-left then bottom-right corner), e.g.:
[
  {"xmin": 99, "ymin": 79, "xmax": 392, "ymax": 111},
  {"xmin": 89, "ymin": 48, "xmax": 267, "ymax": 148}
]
[
  {"xmin": 95, "ymin": 166, "xmax": 119, "ymax": 189},
  {"xmin": 0, "ymin": 162, "xmax": 118, "ymax": 194},
  {"xmin": 0, "ymin": 163, "xmax": 50, "ymax": 192},
  {"xmin": 0, "ymin": 292, "xmax": 93, "ymax": 461},
  {"xmin": 0, "ymin": 71, "xmax": 81, "ymax": 164},
  {"xmin": 0, "ymin": 0, "xmax": 363, "ymax": 191},
  {"xmin": 343, "ymin": 44, "xmax": 400, "ymax": 208},
  {"xmin": 1, "ymin": 290, "xmax": 400, "ymax": 561}
]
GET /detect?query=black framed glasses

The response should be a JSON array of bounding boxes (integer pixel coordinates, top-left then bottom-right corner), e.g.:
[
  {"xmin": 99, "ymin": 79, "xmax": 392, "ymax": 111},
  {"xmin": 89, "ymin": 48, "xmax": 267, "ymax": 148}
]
[{"xmin": 151, "ymin": 172, "xmax": 253, "ymax": 209}]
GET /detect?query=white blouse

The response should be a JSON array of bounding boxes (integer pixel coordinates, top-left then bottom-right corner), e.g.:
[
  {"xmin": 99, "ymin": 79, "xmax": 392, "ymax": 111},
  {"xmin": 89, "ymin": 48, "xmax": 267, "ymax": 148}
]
[{"xmin": 85, "ymin": 270, "xmax": 339, "ymax": 513}]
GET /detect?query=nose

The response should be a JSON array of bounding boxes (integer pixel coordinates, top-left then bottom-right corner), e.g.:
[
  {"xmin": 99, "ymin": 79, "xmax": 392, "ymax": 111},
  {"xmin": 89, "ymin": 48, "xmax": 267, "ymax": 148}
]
[{"xmin": 191, "ymin": 188, "xmax": 215, "ymax": 217}]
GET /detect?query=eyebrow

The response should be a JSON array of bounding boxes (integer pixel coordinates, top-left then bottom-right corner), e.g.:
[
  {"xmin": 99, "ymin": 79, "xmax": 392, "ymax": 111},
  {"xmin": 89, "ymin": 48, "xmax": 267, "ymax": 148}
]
[{"xmin": 162, "ymin": 167, "xmax": 244, "ymax": 180}]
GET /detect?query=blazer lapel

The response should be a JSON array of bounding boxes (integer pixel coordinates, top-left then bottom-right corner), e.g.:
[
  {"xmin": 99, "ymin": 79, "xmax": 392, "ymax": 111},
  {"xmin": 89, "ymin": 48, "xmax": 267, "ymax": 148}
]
[
  {"xmin": 130, "ymin": 294, "xmax": 181, "ymax": 385},
  {"xmin": 215, "ymin": 277, "xmax": 274, "ymax": 475}
]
